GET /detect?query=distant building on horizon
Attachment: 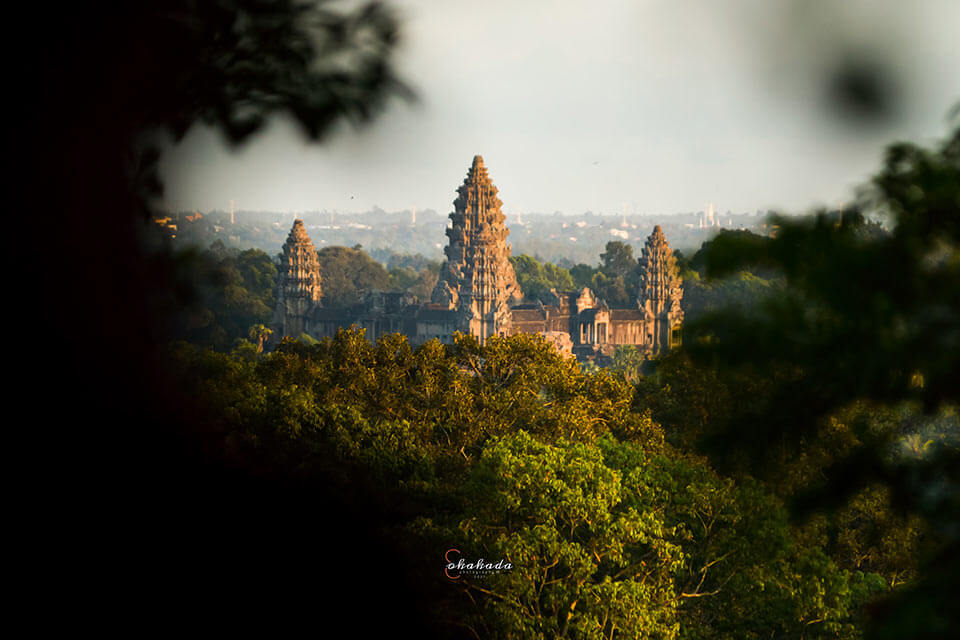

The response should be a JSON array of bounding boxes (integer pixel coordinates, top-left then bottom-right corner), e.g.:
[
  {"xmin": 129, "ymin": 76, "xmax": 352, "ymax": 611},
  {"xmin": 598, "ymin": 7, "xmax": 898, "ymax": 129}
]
[{"xmin": 273, "ymin": 156, "xmax": 684, "ymax": 363}]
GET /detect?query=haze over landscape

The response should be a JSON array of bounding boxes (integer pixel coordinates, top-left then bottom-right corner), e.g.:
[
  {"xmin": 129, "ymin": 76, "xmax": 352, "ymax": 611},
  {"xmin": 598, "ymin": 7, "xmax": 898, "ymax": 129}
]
[{"xmin": 158, "ymin": 0, "xmax": 960, "ymax": 220}]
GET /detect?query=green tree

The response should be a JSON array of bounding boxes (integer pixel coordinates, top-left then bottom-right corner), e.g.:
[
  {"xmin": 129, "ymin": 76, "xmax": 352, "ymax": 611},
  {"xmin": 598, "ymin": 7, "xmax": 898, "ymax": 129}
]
[
  {"xmin": 591, "ymin": 271, "xmax": 632, "ymax": 308},
  {"xmin": 511, "ymin": 254, "xmax": 576, "ymax": 302},
  {"xmin": 686, "ymin": 118, "xmax": 960, "ymax": 638},
  {"xmin": 445, "ymin": 431, "xmax": 685, "ymax": 640},
  {"xmin": 170, "ymin": 245, "xmax": 279, "ymax": 350},
  {"xmin": 248, "ymin": 323, "xmax": 272, "ymax": 354},
  {"xmin": 600, "ymin": 241, "xmax": 636, "ymax": 279},
  {"xmin": 611, "ymin": 345, "xmax": 644, "ymax": 384},
  {"xmin": 600, "ymin": 438, "xmax": 887, "ymax": 640},
  {"xmin": 451, "ymin": 332, "xmax": 664, "ymax": 452},
  {"xmin": 317, "ymin": 245, "xmax": 391, "ymax": 307},
  {"xmin": 388, "ymin": 265, "xmax": 419, "ymax": 291},
  {"xmin": 570, "ymin": 263, "xmax": 597, "ymax": 289}
]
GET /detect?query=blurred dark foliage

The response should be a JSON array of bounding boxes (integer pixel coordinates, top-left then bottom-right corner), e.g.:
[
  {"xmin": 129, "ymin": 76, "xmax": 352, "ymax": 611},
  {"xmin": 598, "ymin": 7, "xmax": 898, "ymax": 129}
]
[
  {"xmin": 825, "ymin": 54, "xmax": 901, "ymax": 126},
  {"xmin": 685, "ymin": 117, "xmax": 960, "ymax": 638},
  {"xmin": 14, "ymin": 1, "xmax": 437, "ymax": 633}
]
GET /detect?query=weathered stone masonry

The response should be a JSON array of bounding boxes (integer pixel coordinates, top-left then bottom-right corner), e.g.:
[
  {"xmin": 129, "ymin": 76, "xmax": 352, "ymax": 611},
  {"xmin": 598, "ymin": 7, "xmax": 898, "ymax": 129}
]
[{"xmin": 273, "ymin": 156, "xmax": 684, "ymax": 363}]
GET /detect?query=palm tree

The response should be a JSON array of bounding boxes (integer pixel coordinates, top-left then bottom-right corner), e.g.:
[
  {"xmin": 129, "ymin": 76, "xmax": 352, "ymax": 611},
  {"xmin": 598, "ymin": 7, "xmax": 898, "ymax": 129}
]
[{"xmin": 249, "ymin": 324, "xmax": 273, "ymax": 354}]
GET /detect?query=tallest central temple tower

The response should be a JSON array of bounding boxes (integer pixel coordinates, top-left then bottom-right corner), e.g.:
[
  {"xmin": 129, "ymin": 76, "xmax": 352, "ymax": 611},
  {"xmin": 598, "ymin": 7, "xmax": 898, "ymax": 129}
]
[{"xmin": 432, "ymin": 155, "xmax": 522, "ymax": 343}]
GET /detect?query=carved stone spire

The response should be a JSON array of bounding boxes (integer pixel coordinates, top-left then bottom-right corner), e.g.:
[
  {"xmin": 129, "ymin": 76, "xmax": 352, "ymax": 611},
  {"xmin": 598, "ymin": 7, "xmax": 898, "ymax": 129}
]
[
  {"xmin": 637, "ymin": 225, "xmax": 684, "ymax": 352},
  {"xmin": 432, "ymin": 155, "xmax": 522, "ymax": 342},
  {"xmin": 276, "ymin": 219, "xmax": 323, "ymax": 338}
]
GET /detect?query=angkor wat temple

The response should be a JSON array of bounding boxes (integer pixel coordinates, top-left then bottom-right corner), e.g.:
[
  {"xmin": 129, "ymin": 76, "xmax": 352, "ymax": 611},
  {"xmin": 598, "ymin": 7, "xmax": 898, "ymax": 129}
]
[{"xmin": 273, "ymin": 156, "xmax": 683, "ymax": 363}]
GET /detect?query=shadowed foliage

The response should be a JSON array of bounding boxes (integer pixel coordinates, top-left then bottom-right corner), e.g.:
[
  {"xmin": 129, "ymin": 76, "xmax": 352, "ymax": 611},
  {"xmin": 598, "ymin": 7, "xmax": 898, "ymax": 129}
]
[
  {"xmin": 682, "ymin": 117, "xmax": 960, "ymax": 639},
  {"xmin": 19, "ymin": 1, "xmax": 423, "ymax": 633},
  {"xmin": 166, "ymin": 329, "xmax": 886, "ymax": 639}
]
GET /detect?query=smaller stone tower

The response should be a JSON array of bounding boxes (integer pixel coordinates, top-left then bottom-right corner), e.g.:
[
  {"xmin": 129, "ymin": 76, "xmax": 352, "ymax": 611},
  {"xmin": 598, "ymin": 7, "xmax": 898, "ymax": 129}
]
[
  {"xmin": 637, "ymin": 225, "xmax": 684, "ymax": 353},
  {"xmin": 276, "ymin": 219, "xmax": 323, "ymax": 338}
]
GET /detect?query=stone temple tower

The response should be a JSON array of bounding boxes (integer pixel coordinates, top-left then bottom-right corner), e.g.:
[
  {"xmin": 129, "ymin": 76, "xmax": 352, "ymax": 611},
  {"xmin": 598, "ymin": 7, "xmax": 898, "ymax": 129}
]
[
  {"xmin": 275, "ymin": 219, "xmax": 323, "ymax": 338},
  {"xmin": 637, "ymin": 225, "xmax": 684, "ymax": 353},
  {"xmin": 432, "ymin": 155, "xmax": 522, "ymax": 343}
]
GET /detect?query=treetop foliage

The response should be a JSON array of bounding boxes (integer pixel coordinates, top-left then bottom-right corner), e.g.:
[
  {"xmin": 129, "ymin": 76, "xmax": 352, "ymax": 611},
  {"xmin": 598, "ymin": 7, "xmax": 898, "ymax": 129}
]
[
  {"xmin": 675, "ymin": 119, "xmax": 960, "ymax": 639},
  {"xmin": 165, "ymin": 327, "xmax": 894, "ymax": 638},
  {"xmin": 317, "ymin": 244, "xmax": 392, "ymax": 307}
]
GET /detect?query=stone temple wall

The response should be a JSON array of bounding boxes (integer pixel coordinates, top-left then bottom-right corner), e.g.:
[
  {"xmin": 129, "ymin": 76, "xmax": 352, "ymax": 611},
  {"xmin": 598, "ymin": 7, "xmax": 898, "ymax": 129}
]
[{"xmin": 274, "ymin": 156, "xmax": 684, "ymax": 362}]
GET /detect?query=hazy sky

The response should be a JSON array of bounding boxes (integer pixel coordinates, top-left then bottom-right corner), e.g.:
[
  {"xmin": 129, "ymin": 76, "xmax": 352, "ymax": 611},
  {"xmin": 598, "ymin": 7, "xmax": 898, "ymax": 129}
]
[{"xmin": 158, "ymin": 0, "xmax": 960, "ymax": 217}]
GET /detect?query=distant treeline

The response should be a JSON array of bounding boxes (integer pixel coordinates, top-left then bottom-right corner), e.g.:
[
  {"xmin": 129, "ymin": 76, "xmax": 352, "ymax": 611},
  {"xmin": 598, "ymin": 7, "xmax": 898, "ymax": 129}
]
[
  {"xmin": 167, "ymin": 232, "xmax": 803, "ymax": 352},
  {"xmin": 512, "ymin": 236, "xmax": 788, "ymax": 316}
]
